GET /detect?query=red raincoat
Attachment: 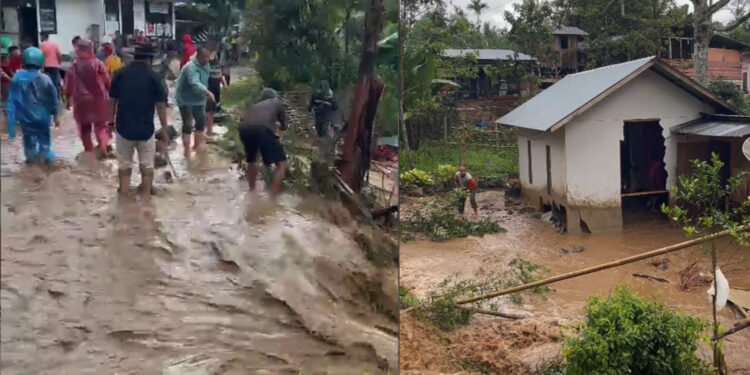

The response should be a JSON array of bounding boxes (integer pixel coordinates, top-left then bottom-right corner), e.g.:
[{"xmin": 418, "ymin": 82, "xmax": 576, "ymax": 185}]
[
  {"xmin": 180, "ymin": 34, "xmax": 196, "ymax": 68},
  {"xmin": 65, "ymin": 40, "xmax": 111, "ymax": 125}
]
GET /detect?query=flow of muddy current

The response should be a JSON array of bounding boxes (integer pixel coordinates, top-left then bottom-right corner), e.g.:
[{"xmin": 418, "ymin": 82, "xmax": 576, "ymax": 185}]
[
  {"xmin": 400, "ymin": 190, "xmax": 750, "ymax": 373},
  {"xmin": 1, "ymin": 80, "xmax": 397, "ymax": 374}
]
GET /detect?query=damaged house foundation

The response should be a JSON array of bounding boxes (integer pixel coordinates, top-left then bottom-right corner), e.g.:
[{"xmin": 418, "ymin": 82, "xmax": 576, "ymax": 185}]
[{"xmin": 498, "ymin": 56, "xmax": 750, "ymax": 234}]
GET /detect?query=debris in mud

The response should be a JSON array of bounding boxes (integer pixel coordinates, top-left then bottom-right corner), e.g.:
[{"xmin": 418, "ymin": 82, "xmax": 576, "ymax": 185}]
[
  {"xmin": 649, "ymin": 257, "xmax": 670, "ymax": 270},
  {"xmin": 679, "ymin": 261, "xmax": 714, "ymax": 290},
  {"xmin": 632, "ymin": 273, "xmax": 671, "ymax": 283},
  {"xmin": 559, "ymin": 245, "xmax": 584, "ymax": 256},
  {"xmin": 47, "ymin": 289, "xmax": 65, "ymax": 299},
  {"xmin": 207, "ymin": 240, "xmax": 240, "ymax": 271}
]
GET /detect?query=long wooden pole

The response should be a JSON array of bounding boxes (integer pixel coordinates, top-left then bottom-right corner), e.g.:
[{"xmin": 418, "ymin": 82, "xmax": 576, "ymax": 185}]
[{"xmin": 454, "ymin": 225, "xmax": 750, "ymax": 305}]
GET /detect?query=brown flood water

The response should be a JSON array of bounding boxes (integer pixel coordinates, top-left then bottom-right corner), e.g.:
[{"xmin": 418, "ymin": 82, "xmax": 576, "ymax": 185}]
[
  {"xmin": 401, "ymin": 190, "xmax": 750, "ymax": 373},
  {"xmin": 1, "ymin": 87, "xmax": 397, "ymax": 374}
]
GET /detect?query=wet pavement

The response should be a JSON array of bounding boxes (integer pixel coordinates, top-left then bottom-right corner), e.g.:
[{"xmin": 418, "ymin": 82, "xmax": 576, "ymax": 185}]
[
  {"xmin": 400, "ymin": 190, "xmax": 750, "ymax": 373},
  {"xmin": 1, "ymin": 82, "xmax": 397, "ymax": 374}
]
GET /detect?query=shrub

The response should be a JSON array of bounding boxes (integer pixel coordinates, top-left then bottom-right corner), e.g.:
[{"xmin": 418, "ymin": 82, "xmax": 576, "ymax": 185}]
[
  {"xmin": 435, "ymin": 164, "xmax": 459, "ymax": 188},
  {"xmin": 563, "ymin": 286, "xmax": 710, "ymax": 375},
  {"xmin": 400, "ymin": 168, "xmax": 435, "ymax": 191},
  {"xmin": 708, "ymin": 80, "xmax": 750, "ymax": 114}
]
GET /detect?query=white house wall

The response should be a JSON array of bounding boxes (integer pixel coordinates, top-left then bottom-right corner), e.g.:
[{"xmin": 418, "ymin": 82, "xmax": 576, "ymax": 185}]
[
  {"xmin": 562, "ymin": 69, "xmax": 716, "ymax": 232},
  {"xmin": 518, "ymin": 129, "xmax": 567, "ymax": 209},
  {"xmin": 50, "ymin": 0, "xmax": 104, "ymax": 56}
]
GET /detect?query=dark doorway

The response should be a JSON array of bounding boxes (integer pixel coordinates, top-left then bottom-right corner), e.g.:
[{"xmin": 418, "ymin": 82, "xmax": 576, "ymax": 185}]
[
  {"xmin": 122, "ymin": 0, "xmax": 134, "ymax": 34},
  {"xmin": 19, "ymin": 5, "xmax": 38, "ymax": 47},
  {"xmin": 621, "ymin": 120, "xmax": 667, "ymax": 194},
  {"xmin": 709, "ymin": 140, "xmax": 731, "ymax": 184}
]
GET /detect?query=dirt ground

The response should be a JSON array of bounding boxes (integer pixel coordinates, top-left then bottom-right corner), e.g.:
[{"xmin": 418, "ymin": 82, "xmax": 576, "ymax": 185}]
[
  {"xmin": 400, "ymin": 189, "xmax": 750, "ymax": 374},
  {"xmin": 1, "ymin": 71, "xmax": 398, "ymax": 374}
]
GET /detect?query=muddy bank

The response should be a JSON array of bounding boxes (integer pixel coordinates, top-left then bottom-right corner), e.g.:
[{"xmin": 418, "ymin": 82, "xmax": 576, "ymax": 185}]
[
  {"xmin": 1, "ymin": 72, "xmax": 397, "ymax": 374},
  {"xmin": 400, "ymin": 189, "xmax": 750, "ymax": 374}
]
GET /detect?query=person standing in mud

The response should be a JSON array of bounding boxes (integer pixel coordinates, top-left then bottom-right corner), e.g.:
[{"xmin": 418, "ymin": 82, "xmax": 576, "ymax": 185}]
[
  {"xmin": 309, "ymin": 80, "xmax": 339, "ymax": 138},
  {"xmin": 455, "ymin": 165, "xmax": 479, "ymax": 218},
  {"xmin": 109, "ymin": 45, "xmax": 169, "ymax": 196},
  {"xmin": 238, "ymin": 88, "xmax": 288, "ymax": 198},
  {"xmin": 65, "ymin": 39, "xmax": 113, "ymax": 158},
  {"xmin": 175, "ymin": 46, "xmax": 213, "ymax": 156},
  {"xmin": 205, "ymin": 42, "xmax": 227, "ymax": 138},
  {"xmin": 39, "ymin": 33, "xmax": 63, "ymax": 100},
  {"xmin": 6, "ymin": 47, "xmax": 60, "ymax": 164}
]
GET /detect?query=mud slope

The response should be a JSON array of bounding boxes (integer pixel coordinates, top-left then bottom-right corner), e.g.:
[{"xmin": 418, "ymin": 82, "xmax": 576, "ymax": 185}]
[{"xmin": 1, "ymin": 74, "xmax": 397, "ymax": 374}]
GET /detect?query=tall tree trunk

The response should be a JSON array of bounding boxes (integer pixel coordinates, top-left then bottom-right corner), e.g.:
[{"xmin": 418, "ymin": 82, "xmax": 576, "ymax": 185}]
[
  {"xmin": 399, "ymin": 7, "xmax": 414, "ymax": 169},
  {"xmin": 693, "ymin": 0, "xmax": 712, "ymax": 86}
]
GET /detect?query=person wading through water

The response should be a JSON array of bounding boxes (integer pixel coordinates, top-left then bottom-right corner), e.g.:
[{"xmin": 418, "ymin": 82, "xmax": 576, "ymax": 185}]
[
  {"xmin": 109, "ymin": 45, "xmax": 169, "ymax": 197},
  {"xmin": 455, "ymin": 165, "xmax": 479, "ymax": 218},
  {"xmin": 39, "ymin": 32, "xmax": 63, "ymax": 102},
  {"xmin": 176, "ymin": 46, "xmax": 213, "ymax": 156},
  {"xmin": 205, "ymin": 42, "xmax": 227, "ymax": 138},
  {"xmin": 65, "ymin": 39, "xmax": 113, "ymax": 158},
  {"xmin": 6, "ymin": 47, "xmax": 60, "ymax": 164},
  {"xmin": 239, "ymin": 88, "xmax": 288, "ymax": 199}
]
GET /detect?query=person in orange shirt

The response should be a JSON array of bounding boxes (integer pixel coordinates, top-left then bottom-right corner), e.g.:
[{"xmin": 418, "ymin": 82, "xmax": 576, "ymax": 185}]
[
  {"xmin": 39, "ymin": 32, "xmax": 62, "ymax": 98},
  {"xmin": 455, "ymin": 165, "xmax": 479, "ymax": 217},
  {"xmin": 102, "ymin": 42, "xmax": 122, "ymax": 75}
]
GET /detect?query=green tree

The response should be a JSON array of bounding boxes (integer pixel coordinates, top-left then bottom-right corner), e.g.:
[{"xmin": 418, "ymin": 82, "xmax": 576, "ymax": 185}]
[
  {"xmin": 662, "ymin": 154, "xmax": 750, "ymax": 375},
  {"xmin": 691, "ymin": 0, "xmax": 750, "ymax": 85},
  {"xmin": 504, "ymin": 0, "xmax": 557, "ymax": 75}
]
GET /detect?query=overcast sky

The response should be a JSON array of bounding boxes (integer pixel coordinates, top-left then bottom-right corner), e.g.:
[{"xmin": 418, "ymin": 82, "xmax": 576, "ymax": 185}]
[{"xmin": 448, "ymin": 0, "xmax": 735, "ymax": 29}]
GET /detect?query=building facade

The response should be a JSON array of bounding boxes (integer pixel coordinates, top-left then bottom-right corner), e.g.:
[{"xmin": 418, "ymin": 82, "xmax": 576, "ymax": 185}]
[{"xmin": 1, "ymin": 0, "xmax": 176, "ymax": 54}]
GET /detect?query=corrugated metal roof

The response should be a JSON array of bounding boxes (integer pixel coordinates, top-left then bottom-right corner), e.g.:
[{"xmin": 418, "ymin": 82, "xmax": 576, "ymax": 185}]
[
  {"xmin": 443, "ymin": 49, "xmax": 535, "ymax": 61},
  {"xmin": 552, "ymin": 26, "xmax": 588, "ymax": 36},
  {"xmin": 671, "ymin": 119, "xmax": 750, "ymax": 138},
  {"xmin": 498, "ymin": 56, "xmax": 656, "ymax": 131}
]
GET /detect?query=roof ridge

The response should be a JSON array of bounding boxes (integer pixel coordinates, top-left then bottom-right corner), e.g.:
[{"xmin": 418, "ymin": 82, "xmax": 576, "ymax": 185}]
[{"xmin": 567, "ymin": 56, "xmax": 655, "ymax": 77}]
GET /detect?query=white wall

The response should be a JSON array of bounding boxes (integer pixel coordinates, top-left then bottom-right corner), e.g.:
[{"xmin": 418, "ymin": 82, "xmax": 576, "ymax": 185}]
[
  {"xmin": 564, "ymin": 69, "xmax": 716, "ymax": 208},
  {"xmin": 518, "ymin": 129, "xmax": 567, "ymax": 207},
  {"xmin": 48, "ymin": 0, "xmax": 104, "ymax": 56}
]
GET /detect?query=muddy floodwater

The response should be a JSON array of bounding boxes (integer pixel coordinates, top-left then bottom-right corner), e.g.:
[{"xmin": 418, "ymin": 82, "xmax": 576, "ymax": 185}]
[
  {"xmin": 400, "ymin": 190, "xmax": 750, "ymax": 373},
  {"xmin": 1, "ymin": 88, "xmax": 397, "ymax": 374}
]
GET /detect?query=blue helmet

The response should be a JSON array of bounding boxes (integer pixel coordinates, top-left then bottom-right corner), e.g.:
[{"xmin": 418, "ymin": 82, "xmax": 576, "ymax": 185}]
[{"xmin": 22, "ymin": 47, "xmax": 44, "ymax": 68}]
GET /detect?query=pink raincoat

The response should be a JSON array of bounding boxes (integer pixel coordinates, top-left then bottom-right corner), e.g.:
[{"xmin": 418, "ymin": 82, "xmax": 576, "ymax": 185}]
[
  {"xmin": 65, "ymin": 40, "xmax": 112, "ymax": 153},
  {"xmin": 65, "ymin": 40, "xmax": 110, "ymax": 124}
]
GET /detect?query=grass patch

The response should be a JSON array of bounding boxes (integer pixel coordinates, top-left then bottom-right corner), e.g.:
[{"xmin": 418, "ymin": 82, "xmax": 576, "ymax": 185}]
[
  {"xmin": 401, "ymin": 140, "xmax": 518, "ymax": 187},
  {"xmin": 399, "ymin": 286, "xmax": 420, "ymax": 309},
  {"xmin": 401, "ymin": 189, "xmax": 504, "ymax": 242},
  {"xmin": 413, "ymin": 258, "xmax": 551, "ymax": 331},
  {"xmin": 221, "ymin": 76, "xmax": 262, "ymax": 108}
]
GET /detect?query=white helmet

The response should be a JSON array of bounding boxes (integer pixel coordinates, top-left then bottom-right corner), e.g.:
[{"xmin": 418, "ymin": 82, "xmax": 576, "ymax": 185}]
[
  {"xmin": 743, "ymin": 137, "xmax": 750, "ymax": 161},
  {"xmin": 100, "ymin": 35, "xmax": 112, "ymax": 44}
]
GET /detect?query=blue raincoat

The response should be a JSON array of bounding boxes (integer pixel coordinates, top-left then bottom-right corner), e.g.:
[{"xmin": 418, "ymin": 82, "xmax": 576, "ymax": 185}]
[{"xmin": 7, "ymin": 68, "xmax": 59, "ymax": 163}]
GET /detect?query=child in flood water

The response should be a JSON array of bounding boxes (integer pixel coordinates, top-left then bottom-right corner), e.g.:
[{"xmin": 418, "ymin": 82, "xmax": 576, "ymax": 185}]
[{"xmin": 7, "ymin": 47, "xmax": 60, "ymax": 164}]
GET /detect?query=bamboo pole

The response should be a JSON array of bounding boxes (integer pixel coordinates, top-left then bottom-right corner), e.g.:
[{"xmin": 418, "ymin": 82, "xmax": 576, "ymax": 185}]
[
  {"xmin": 455, "ymin": 305, "xmax": 531, "ymax": 319},
  {"xmin": 454, "ymin": 225, "xmax": 750, "ymax": 306},
  {"xmin": 712, "ymin": 317, "xmax": 750, "ymax": 341},
  {"xmin": 620, "ymin": 190, "xmax": 670, "ymax": 198}
]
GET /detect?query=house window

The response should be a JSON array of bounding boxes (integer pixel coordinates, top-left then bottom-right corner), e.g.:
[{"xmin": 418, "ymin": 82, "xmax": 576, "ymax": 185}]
[
  {"xmin": 546, "ymin": 145, "xmax": 552, "ymax": 195},
  {"xmin": 560, "ymin": 36, "xmax": 569, "ymax": 50},
  {"xmin": 528, "ymin": 140, "xmax": 533, "ymax": 184}
]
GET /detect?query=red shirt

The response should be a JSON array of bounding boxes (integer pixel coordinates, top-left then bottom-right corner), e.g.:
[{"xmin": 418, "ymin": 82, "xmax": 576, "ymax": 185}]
[{"xmin": 9, "ymin": 55, "xmax": 21, "ymax": 74}]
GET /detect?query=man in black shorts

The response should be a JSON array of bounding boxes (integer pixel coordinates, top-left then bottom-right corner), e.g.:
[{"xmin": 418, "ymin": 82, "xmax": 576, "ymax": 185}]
[{"xmin": 239, "ymin": 88, "xmax": 287, "ymax": 198}]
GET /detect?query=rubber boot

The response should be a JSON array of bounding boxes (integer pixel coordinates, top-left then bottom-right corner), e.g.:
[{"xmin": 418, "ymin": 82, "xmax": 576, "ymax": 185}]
[
  {"xmin": 118, "ymin": 168, "xmax": 132, "ymax": 195},
  {"xmin": 138, "ymin": 167, "xmax": 155, "ymax": 196}
]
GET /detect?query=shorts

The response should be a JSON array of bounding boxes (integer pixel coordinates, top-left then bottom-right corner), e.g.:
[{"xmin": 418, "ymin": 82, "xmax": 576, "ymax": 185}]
[
  {"xmin": 116, "ymin": 133, "xmax": 155, "ymax": 170},
  {"xmin": 458, "ymin": 189, "xmax": 478, "ymax": 213},
  {"xmin": 238, "ymin": 125, "xmax": 286, "ymax": 166},
  {"xmin": 179, "ymin": 105, "xmax": 206, "ymax": 134}
]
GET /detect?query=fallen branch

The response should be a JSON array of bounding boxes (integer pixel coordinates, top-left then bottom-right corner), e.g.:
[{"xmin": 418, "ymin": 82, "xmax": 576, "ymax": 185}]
[
  {"xmin": 632, "ymin": 273, "xmax": 671, "ymax": 283},
  {"xmin": 454, "ymin": 225, "xmax": 749, "ymax": 306},
  {"xmin": 712, "ymin": 317, "xmax": 750, "ymax": 341},
  {"xmin": 455, "ymin": 305, "xmax": 531, "ymax": 319}
]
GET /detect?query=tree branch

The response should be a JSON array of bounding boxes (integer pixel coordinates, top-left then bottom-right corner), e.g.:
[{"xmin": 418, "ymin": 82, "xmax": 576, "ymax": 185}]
[
  {"xmin": 716, "ymin": 10, "xmax": 750, "ymax": 31},
  {"xmin": 710, "ymin": 0, "xmax": 733, "ymax": 14}
]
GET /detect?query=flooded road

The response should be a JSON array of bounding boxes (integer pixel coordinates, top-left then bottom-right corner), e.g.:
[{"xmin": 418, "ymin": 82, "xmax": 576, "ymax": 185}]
[
  {"xmin": 1, "ymin": 83, "xmax": 397, "ymax": 374},
  {"xmin": 400, "ymin": 190, "xmax": 750, "ymax": 373}
]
